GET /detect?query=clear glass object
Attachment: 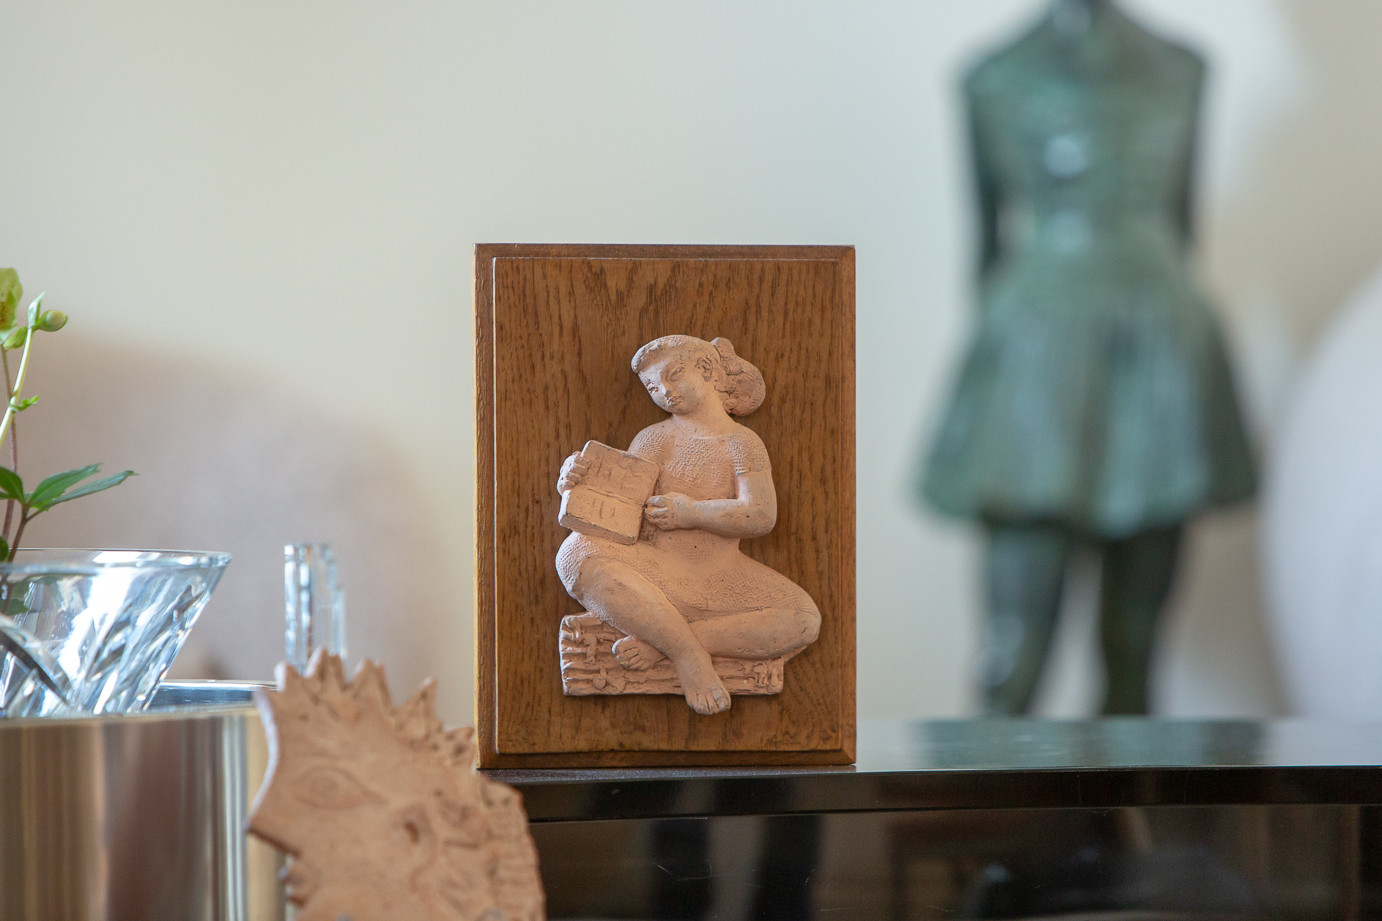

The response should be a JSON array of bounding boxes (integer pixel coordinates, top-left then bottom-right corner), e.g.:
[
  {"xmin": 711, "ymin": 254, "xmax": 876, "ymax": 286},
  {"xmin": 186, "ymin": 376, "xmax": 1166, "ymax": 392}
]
[
  {"xmin": 0, "ymin": 549, "xmax": 232, "ymax": 717},
  {"xmin": 284, "ymin": 542, "xmax": 345, "ymax": 671}
]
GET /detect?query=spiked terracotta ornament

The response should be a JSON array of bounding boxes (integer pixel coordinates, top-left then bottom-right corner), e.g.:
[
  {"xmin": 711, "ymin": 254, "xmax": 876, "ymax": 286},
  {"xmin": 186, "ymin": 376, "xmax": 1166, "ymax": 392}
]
[{"xmin": 247, "ymin": 651, "xmax": 545, "ymax": 921}]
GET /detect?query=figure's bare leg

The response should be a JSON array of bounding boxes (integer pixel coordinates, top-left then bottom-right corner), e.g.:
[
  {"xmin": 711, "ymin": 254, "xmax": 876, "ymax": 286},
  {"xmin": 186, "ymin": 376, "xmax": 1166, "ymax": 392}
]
[
  {"xmin": 690, "ymin": 604, "xmax": 821, "ymax": 661},
  {"xmin": 572, "ymin": 558, "xmax": 730, "ymax": 714},
  {"xmin": 616, "ymin": 603, "xmax": 820, "ymax": 667}
]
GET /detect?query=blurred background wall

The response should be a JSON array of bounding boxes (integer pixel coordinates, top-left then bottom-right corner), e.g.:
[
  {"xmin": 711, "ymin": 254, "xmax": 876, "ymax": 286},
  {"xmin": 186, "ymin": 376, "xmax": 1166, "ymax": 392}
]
[{"xmin": 1, "ymin": 0, "xmax": 1376, "ymax": 723}]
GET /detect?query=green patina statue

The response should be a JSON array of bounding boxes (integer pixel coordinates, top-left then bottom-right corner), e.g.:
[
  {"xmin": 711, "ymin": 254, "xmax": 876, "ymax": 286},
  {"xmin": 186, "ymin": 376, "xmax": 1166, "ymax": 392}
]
[{"xmin": 921, "ymin": 0, "xmax": 1256, "ymax": 714}]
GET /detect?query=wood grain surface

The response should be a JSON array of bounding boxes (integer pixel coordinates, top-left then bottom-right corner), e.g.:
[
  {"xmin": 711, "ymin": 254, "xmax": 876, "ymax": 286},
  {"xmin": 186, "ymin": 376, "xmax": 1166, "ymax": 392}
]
[{"xmin": 475, "ymin": 244, "xmax": 855, "ymax": 767}]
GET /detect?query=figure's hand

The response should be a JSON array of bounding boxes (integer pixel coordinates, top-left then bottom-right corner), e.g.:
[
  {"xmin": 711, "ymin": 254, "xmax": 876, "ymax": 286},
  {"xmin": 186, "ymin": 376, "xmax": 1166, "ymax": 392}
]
[
  {"xmin": 557, "ymin": 452, "xmax": 587, "ymax": 494},
  {"xmin": 645, "ymin": 493, "xmax": 694, "ymax": 530}
]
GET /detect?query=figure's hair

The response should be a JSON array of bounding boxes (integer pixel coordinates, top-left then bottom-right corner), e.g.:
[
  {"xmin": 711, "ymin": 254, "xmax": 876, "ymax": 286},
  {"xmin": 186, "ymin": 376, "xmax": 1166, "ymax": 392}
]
[{"xmin": 630, "ymin": 335, "xmax": 766, "ymax": 416}]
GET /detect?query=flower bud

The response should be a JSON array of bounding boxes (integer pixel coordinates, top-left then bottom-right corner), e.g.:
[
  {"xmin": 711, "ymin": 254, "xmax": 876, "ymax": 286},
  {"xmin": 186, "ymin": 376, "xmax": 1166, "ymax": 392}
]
[{"xmin": 37, "ymin": 310, "xmax": 68, "ymax": 332}]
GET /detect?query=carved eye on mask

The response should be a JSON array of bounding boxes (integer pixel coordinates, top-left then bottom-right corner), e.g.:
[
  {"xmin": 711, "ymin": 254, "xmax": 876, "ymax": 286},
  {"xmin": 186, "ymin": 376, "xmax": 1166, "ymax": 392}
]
[{"xmin": 290, "ymin": 766, "xmax": 378, "ymax": 810}]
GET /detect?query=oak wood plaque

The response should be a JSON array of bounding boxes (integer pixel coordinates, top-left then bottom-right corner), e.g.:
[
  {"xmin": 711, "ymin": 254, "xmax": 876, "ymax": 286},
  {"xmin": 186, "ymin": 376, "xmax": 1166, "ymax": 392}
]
[{"xmin": 475, "ymin": 243, "xmax": 855, "ymax": 767}]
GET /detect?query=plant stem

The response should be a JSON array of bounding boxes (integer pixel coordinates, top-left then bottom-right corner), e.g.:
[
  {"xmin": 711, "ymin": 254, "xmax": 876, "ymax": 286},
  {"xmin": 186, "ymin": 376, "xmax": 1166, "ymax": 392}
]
[
  {"xmin": 0, "ymin": 318, "xmax": 36, "ymax": 450},
  {"xmin": 8, "ymin": 510, "xmax": 33, "ymax": 562},
  {"xmin": 0, "ymin": 348, "xmax": 15, "ymax": 547}
]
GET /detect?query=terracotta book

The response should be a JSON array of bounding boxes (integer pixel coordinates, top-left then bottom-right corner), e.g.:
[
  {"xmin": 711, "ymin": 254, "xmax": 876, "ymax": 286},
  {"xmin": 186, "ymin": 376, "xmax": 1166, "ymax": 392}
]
[{"xmin": 557, "ymin": 440, "xmax": 658, "ymax": 545}]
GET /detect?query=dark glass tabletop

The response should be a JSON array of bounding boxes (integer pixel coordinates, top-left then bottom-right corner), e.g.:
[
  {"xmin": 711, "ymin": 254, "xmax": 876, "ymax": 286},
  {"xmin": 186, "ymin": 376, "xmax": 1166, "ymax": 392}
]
[{"xmin": 490, "ymin": 719, "xmax": 1382, "ymax": 821}]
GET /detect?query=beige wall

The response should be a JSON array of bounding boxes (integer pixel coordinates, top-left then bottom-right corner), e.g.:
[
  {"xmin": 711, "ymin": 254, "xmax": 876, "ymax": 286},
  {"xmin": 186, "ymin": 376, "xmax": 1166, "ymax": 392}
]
[{"xmin": 1, "ymin": 1, "xmax": 1376, "ymax": 722}]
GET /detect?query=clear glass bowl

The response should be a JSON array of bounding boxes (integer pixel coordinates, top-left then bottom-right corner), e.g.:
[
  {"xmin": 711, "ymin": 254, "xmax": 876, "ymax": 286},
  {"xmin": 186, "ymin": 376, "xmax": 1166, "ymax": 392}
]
[{"xmin": 0, "ymin": 549, "xmax": 231, "ymax": 717}]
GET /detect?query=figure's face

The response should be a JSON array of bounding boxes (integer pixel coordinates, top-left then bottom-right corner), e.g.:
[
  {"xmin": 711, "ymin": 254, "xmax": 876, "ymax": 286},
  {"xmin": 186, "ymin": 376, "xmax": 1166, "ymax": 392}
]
[
  {"xmin": 247, "ymin": 706, "xmax": 488, "ymax": 921},
  {"xmin": 639, "ymin": 351, "xmax": 716, "ymax": 415}
]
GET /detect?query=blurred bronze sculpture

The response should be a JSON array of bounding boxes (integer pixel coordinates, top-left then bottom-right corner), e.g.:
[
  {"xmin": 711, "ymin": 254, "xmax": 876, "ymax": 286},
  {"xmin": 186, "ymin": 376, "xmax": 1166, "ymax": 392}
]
[
  {"xmin": 248, "ymin": 652, "xmax": 544, "ymax": 921},
  {"xmin": 921, "ymin": 0, "xmax": 1256, "ymax": 714},
  {"xmin": 556, "ymin": 335, "xmax": 821, "ymax": 715}
]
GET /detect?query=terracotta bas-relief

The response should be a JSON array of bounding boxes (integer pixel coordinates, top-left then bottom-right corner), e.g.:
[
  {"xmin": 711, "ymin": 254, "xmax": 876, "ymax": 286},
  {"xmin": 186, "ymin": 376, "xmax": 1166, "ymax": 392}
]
[
  {"xmin": 555, "ymin": 335, "xmax": 821, "ymax": 715},
  {"xmin": 247, "ymin": 652, "xmax": 544, "ymax": 921},
  {"xmin": 476, "ymin": 243, "xmax": 856, "ymax": 767}
]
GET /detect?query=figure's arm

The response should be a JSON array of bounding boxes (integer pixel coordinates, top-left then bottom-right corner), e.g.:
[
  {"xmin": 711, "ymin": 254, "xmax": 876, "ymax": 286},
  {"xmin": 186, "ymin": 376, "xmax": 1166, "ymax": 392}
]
[
  {"xmin": 645, "ymin": 431, "xmax": 777, "ymax": 537},
  {"xmin": 645, "ymin": 470, "xmax": 777, "ymax": 538},
  {"xmin": 964, "ymin": 79, "xmax": 1002, "ymax": 282},
  {"xmin": 1173, "ymin": 57, "xmax": 1208, "ymax": 252}
]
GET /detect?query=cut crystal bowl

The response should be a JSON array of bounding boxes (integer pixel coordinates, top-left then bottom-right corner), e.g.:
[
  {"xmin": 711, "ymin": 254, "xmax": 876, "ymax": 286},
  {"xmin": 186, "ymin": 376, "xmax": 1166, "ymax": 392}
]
[{"xmin": 0, "ymin": 549, "xmax": 231, "ymax": 717}]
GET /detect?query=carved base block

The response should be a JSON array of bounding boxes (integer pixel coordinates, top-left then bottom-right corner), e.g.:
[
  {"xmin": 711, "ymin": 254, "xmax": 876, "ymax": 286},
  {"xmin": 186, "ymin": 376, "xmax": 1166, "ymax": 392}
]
[{"xmin": 559, "ymin": 612, "xmax": 785, "ymax": 697}]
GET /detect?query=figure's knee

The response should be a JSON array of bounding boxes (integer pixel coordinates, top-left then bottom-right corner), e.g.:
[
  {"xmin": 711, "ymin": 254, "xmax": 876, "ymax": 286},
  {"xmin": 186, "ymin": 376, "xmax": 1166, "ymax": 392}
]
[
  {"xmin": 776, "ymin": 600, "xmax": 820, "ymax": 657},
  {"xmin": 796, "ymin": 602, "xmax": 821, "ymax": 647},
  {"xmin": 563, "ymin": 548, "xmax": 650, "ymax": 612},
  {"xmin": 568, "ymin": 557, "xmax": 613, "ymax": 607},
  {"xmin": 555, "ymin": 534, "xmax": 599, "ymax": 596}
]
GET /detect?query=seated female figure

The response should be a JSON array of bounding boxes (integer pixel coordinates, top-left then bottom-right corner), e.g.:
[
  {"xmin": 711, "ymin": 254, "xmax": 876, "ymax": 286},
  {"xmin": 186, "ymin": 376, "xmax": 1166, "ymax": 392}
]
[{"xmin": 556, "ymin": 335, "xmax": 820, "ymax": 715}]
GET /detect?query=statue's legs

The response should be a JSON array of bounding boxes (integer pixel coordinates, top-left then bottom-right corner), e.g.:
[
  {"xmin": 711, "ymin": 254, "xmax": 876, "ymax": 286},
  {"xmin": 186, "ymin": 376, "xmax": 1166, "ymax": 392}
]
[
  {"xmin": 979, "ymin": 522, "xmax": 1074, "ymax": 714},
  {"xmin": 612, "ymin": 604, "xmax": 820, "ymax": 671},
  {"xmin": 1097, "ymin": 524, "xmax": 1182, "ymax": 715},
  {"xmin": 691, "ymin": 605, "xmax": 820, "ymax": 660},
  {"xmin": 569, "ymin": 556, "xmax": 730, "ymax": 714}
]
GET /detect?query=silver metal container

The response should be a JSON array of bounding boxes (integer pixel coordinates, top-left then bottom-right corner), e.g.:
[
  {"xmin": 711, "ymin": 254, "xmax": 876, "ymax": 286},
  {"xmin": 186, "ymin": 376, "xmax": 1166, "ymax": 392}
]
[{"xmin": 0, "ymin": 681, "xmax": 284, "ymax": 921}]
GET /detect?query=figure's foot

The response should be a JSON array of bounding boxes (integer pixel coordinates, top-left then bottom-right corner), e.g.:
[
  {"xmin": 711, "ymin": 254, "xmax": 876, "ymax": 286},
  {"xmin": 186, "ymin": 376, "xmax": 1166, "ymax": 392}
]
[
  {"xmin": 672, "ymin": 654, "xmax": 731, "ymax": 715},
  {"xmin": 613, "ymin": 635, "xmax": 666, "ymax": 671},
  {"xmin": 685, "ymin": 680, "xmax": 731, "ymax": 715},
  {"xmin": 687, "ymin": 685, "xmax": 731, "ymax": 715}
]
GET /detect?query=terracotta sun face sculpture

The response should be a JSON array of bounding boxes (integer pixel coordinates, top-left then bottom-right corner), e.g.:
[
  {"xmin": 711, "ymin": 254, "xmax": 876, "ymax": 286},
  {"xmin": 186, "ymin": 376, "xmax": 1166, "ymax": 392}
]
[
  {"xmin": 247, "ymin": 652, "xmax": 544, "ymax": 921},
  {"xmin": 555, "ymin": 335, "xmax": 821, "ymax": 715}
]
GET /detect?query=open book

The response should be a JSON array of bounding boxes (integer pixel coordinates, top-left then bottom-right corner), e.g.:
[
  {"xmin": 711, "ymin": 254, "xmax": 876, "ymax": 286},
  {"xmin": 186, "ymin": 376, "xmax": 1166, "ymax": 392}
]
[{"xmin": 558, "ymin": 440, "xmax": 660, "ymax": 545}]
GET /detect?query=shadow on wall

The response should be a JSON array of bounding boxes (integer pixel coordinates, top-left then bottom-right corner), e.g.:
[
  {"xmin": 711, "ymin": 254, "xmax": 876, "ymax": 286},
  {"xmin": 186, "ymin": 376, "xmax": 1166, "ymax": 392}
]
[
  {"xmin": 1169, "ymin": 0, "xmax": 1382, "ymax": 717},
  {"xmin": 1212, "ymin": 0, "xmax": 1382, "ymax": 346},
  {"xmin": 13, "ymin": 335, "xmax": 452, "ymax": 697}
]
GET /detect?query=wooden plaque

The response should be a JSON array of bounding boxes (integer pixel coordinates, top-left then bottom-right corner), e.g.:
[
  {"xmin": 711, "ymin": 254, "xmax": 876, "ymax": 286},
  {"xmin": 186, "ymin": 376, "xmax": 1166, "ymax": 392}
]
[{"xmin": 475, "ymin": 243, "xmax": 855, "ymax": 767}]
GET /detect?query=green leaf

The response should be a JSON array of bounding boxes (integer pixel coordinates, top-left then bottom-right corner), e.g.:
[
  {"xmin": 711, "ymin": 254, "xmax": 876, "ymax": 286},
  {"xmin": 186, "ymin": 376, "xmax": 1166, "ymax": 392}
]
[
  {"xmin": 25, "ymin": 292, "xmax": 42, "ymax": 328},
  {"xmin": 48, "ymin": 469, "xmax": 135, "ymax": 505},
  {"xmin": 8, "ymin": 395, "xmax": 38, "ymax": 413},
  {"xmin": 0, "ymin": 467, "xmax": 23, "ymax": 502},
  {"xmin": 0, "ymin": 268, "xmax": 19, "ymax": 330},
  {"xmin": 26, "ymin": 463, "xmax": 102, "ymax": 511}
]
